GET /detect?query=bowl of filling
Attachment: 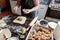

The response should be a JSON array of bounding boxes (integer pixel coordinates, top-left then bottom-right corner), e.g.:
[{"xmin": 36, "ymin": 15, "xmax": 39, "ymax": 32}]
[{"xmin": 36, "ymin": 19, "xmax": 48, "ymax": 28}]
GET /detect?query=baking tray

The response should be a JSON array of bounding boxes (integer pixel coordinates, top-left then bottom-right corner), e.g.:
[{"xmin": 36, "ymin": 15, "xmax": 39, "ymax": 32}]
[{"xmin": 26, "ymin": 23, "xmax": 53, "ymax": 40}]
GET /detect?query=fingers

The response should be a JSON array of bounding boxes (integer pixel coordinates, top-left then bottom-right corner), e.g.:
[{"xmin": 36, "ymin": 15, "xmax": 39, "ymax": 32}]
[
  {"xmin": 23, "ymin": 9, "xmax": 27, "ymax": 13},
  {"xmin": 23, "ymin": 9, "xmax": 30, "ymax": 14},
  {"xmin": 13, "ymin": 6, "xmax": 18, "ymax": 13}
]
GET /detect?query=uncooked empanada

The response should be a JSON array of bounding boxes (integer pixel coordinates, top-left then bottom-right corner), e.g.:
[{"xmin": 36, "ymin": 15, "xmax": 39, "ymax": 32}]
[
  {"xmin": 0, "ymin": 20, "xmax": 6, "ymax": 27},
  {"xmin": 0, "ymin": 33, "xmax": 6, "ymax": 40},
  {"xmin": 1, "ymin": 28, "xmax": 11, "ymax": 38}
]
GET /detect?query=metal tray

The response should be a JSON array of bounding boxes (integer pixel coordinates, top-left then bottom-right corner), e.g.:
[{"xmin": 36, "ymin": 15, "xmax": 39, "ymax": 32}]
[{"xmin": 26, "ymin": 24, "xmax": 53, "ymax": 40}]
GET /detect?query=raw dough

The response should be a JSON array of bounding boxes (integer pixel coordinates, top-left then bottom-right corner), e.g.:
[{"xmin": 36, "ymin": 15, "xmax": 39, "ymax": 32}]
[
  {"xmin": 0, "ymin": 33, "xmax": 6, "ymax": 40},
  {"xmin": 1, "ymin": 28, "xmax": 11, "ymax": 38},
  {"xmin": 0, "ymin": 20, "xmax": 6, "ymax": 27},
  {"xmin": 13, "ymin": 16, "xmax": 27, "ymax": 24}
]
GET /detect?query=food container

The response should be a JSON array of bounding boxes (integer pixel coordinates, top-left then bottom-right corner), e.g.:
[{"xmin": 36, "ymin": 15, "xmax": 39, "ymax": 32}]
[
  {"xmin": 54, "ymin": 21, "xmax": 60, "ymax": 40},
  {"xmin": 26, "ymin": 23, "xmax": 53, "ymax": 40},
  {"xmin": 36, "ymin": 19, "xmax": 48, "ymax": 28}
]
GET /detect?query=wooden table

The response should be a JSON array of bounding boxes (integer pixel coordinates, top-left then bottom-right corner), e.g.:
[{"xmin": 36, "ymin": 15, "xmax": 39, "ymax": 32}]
[{"xmin": 0, "ymin": 9, "xmax": 13, "ymax": 18}]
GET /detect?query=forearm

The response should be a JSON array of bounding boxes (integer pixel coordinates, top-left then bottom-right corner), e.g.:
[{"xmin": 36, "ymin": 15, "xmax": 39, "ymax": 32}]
[
  {"xmin": 30, "ymin": 0, "xmax": 39, "ymax": 12},
  {"xmin": 16, "ymin": 3, "xmax": 21, "ymax": 7},
  {"xmin": 16, "ymin": 0, "xmax": 21, "ymax": 7},
  {"xmin": 16, "ymin": 4, "xmax": 20, "ymax": 7},
  {"xmin": 30, "ymin": 5, "xmax": 39, "ymax": 12},
  {"xmin": 23, "ymin": 5, "xmax": 39, "ymax": 14}
]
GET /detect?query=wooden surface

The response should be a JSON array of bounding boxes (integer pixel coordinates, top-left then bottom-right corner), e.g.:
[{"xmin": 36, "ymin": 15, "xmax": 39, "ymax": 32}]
[
  {"xmin": 0, "ymin": 0, "xmax": 6, "ymax": 8},
  {"xmin": 0, "ymin": 9, "xmax": 12, "ymax": 18},
  {"xmin": 0, "ymin": 0, "xmax": 10, "ymax": 9}
]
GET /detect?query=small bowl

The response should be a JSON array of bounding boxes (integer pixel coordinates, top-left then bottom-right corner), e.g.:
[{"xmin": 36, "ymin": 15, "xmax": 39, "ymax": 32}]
[
  {"xmin": 7, "ymin": 37, "xmax": 19, "ymax": 40},
  {"xmin": 48, "ymin": 22, "xmax": 57, "ymax": 29}
]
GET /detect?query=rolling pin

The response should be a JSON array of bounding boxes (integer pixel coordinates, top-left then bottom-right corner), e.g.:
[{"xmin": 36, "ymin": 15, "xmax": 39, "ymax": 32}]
[{"xmin": 29, "ymin": 16, "xmax": 38, "ymax": 26}]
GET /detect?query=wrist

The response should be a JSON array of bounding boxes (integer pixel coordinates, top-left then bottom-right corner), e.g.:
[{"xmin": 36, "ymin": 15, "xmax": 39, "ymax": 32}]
[
  {"xmin": 16, "ymin": 6, "xmax": 19, "ymax": 8},
  {"xmin": 16, "ymin": 4, "xmax": 20, "ymax": 7},
  {"xmin": 30, "ymin": 9, "xmax": 33, "ymax": 12}
]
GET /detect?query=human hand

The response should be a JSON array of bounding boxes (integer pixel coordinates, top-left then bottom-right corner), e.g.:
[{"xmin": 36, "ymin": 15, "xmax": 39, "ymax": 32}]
[
  {"xmin": 23, "ymin": 9, "xmax": 32, "ymax": 14},
  {"xmin": 13, "ymin": 6, "xmax": 18, "ymax": 13}
]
